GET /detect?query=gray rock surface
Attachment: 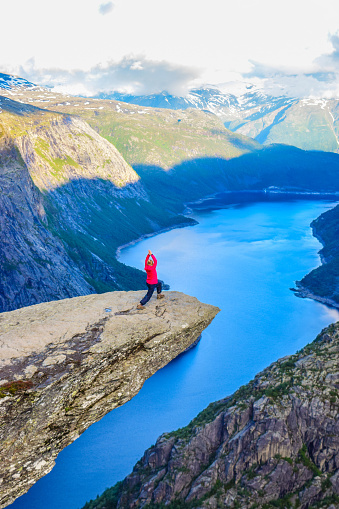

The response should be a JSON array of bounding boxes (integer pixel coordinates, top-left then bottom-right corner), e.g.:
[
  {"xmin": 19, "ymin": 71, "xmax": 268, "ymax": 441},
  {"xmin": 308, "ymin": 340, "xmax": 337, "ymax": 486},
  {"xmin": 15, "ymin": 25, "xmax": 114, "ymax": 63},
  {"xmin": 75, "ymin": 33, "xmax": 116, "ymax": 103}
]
[
  {"xmin": 0, "ymin": 291, "xmax": 219, "ymax": 508},
  {"xmin": 107, "ymin": 321, "xmax": 339, "ymax": 509}
]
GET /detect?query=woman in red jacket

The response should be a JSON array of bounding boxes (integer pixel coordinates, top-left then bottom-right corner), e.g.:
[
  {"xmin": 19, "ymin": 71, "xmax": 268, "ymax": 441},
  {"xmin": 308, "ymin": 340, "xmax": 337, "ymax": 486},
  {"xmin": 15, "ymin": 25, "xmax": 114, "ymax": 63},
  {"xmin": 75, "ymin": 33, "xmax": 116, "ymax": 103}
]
[{"xmin": 137, "ymin": 250, "xmax": 164, "ymax": 309}]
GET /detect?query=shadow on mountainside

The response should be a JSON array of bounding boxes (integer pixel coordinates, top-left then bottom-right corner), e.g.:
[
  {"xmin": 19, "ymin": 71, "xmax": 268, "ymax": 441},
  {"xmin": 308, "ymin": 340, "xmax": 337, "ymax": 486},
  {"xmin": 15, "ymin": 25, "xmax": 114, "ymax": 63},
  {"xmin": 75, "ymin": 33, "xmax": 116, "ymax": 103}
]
[
  {"xmin": 0, "ymin": 95, "xmax": 47, "ymax": 116},
  {"xmin": 134, "ymin": 144, "xmax": 339, "ymax": 202}
]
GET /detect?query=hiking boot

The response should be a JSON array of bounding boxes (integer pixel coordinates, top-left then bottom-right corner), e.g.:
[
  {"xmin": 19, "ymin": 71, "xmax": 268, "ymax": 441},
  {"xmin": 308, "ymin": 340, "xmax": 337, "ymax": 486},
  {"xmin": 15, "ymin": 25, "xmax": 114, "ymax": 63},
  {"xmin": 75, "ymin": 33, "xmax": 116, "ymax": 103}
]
[
  {"xmin": 137, "ymin": 304, "xmax": 145, "ymax": 310},
  {"xmin": 157, "ymin": 294, "xmax": 165, "ymax": 300}
]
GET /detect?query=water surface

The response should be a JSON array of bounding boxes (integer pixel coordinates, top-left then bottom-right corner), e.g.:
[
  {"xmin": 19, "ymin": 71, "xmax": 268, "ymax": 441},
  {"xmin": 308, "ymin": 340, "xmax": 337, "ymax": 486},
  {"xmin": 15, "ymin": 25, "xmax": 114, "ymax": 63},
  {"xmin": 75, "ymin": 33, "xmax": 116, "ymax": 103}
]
[{"xmin": 10, "ymin": 198, "xmax": 339, "ymax": 509}]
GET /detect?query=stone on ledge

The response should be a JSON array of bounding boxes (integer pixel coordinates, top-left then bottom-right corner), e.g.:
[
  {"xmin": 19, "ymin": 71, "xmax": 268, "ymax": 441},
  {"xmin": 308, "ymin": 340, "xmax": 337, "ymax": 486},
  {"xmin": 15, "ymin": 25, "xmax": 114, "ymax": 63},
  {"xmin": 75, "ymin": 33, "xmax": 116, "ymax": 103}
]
[{"xmin": 0, "ymin": 291, "xmax": 219, "ymax": 508}]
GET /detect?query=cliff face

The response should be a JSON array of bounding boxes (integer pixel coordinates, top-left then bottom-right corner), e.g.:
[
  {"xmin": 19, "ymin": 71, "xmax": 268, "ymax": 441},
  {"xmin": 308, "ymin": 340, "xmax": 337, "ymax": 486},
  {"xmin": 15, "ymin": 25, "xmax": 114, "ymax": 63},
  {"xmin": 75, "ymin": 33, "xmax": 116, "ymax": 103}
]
[
  {"xmin": 0, "ymin": 291, "xmax": 219, "ymax": 508},
  {"xmin": 0, "ymin": 138, "xmax": 94, "ymax": 311},
  {"xmin": 97, "ymin": 321, "xmax": 339, "ymax": 509},
  {"xmin": 15, "ymin": 114, "xmax": 140, "ymax": 192}
]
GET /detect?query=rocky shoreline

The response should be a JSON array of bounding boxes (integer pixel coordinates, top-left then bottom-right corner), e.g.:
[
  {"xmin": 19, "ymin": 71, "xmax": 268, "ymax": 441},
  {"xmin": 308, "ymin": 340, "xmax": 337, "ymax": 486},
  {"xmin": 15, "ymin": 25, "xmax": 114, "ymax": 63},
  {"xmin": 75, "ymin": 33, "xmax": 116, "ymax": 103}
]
[{"xmin": 294, "ymin": 283, "xmax": 339, "ymax": 311}]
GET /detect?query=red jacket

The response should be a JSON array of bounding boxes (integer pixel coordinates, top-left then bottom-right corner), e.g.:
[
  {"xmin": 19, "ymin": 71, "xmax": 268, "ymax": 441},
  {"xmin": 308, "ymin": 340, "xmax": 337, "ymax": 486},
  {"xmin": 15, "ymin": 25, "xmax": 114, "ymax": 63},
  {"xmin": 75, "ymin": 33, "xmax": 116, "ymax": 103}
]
[{"xmin": 145, "ymin": 254, "xmax": 158, "ymax": 284}]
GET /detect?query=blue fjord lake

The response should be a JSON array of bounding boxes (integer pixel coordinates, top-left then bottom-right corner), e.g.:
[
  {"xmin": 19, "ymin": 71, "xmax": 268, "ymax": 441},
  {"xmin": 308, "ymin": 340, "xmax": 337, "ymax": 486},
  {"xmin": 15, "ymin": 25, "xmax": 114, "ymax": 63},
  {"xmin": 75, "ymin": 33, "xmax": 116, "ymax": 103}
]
[{"xmin": 9, "ymin": 197, "xmax": 339, "ymax": 509}]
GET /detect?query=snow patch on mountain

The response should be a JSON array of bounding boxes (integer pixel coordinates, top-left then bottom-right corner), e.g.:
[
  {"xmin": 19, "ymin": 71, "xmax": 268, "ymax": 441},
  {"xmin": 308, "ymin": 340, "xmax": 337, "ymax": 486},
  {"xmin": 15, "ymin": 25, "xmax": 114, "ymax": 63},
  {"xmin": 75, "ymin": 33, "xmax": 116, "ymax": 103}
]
[
  {"xmin": 0, "ymin": 73, "xmax": 37, "ymax": 91},
  {"xmin": 300, "ymin": 98, "xmax": 329, "ymax": 108}
]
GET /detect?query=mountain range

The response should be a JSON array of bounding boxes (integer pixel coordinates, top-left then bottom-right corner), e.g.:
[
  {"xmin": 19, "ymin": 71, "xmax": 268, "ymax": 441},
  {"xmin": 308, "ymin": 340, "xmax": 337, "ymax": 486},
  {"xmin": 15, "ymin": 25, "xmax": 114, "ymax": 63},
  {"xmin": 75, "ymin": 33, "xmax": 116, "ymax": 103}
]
[{"xmin": 98, "ymin": 85, "xmax": 339, "ymax": 154}]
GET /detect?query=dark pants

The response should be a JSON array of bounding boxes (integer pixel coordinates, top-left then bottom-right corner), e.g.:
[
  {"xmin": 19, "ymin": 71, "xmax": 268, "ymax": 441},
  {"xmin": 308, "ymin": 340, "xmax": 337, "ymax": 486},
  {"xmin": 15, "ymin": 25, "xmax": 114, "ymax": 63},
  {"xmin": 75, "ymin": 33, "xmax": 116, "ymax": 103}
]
[{"xmin": 140, "ymin": 281, "xmax": 162, "ymax": 305}]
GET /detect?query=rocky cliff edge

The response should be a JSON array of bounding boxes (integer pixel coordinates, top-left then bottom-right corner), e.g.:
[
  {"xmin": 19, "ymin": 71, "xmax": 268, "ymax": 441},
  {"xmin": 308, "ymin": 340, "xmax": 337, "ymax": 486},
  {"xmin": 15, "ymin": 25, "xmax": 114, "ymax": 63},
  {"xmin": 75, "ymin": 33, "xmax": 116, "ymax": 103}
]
[
  {"xmin": 0, "ymin": 291, "xmax": 219, "ymax": 508},
  {"xmin": 109, "ymin": 321, "xmax": 339, "ymax": 509}
]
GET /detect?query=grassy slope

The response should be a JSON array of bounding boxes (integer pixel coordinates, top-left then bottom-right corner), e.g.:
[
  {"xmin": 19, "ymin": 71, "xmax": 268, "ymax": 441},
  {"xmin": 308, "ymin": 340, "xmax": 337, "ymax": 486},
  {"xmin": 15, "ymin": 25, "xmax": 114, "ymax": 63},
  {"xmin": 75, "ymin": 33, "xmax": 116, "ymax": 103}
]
[
  {"xmin": 263, "ymin": 103, "xmax": 339, "ymax": 152},
  {"xmin": 236, "ymin": 100, "xmax": 339, "ymax": 153},
  {"xmin": 35, "ymin": 96, "xmax": 261, "ymax": 168}
]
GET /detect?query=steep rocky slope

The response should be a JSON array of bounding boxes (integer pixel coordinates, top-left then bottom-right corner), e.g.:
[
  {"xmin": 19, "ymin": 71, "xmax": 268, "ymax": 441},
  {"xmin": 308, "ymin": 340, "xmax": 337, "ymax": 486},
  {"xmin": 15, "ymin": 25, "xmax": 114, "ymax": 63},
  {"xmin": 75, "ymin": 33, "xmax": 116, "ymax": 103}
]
[
  {"xmin": 296, "ymin": 204, "xmax": 339, "ymax": 309},
  {"xmin": 0, "ymin": 95, "xmax": 141, "ymax": 192},
  {"xmin": 86, "ymin": 321, "xmax": 339, "ymax": 509},
  {"xmin": 0, "ymin": 291, "xmax": 219, "ymax": 508},
  {"xmin": 0, "ymin": 135, "xmax": 94, "ymax": 311}
]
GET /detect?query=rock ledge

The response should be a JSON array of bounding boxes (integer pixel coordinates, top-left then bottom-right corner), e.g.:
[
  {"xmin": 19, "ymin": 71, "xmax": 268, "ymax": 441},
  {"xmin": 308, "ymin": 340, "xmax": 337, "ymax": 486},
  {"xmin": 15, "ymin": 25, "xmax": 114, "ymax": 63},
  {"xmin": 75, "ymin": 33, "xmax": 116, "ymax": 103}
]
[{"xmin": 0, "ymin": 291, "xmax": 219, "ymax": 508}]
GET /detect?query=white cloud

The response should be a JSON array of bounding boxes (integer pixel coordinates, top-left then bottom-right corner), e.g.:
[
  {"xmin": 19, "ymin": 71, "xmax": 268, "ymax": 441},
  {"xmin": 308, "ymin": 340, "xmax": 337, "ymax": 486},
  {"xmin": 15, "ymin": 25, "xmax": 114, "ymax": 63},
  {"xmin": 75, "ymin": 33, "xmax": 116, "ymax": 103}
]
[
  {"xmin": 1, "ymin": 0, "xmax": 339, "ymax": 97},
  {"xmin": 99, "ymin": 2, "xmax": 114, "ymax": 15},
  {"xmin": 315, "ymin": 34, "xmax": 339, "ymax": 71},
  {"xmin": 16, "ymin": 57, "xmax": 201, "ymax": 96},
  {"xmin": 262, "ymin": 74, "xmax": 339, "ymax": 99}
]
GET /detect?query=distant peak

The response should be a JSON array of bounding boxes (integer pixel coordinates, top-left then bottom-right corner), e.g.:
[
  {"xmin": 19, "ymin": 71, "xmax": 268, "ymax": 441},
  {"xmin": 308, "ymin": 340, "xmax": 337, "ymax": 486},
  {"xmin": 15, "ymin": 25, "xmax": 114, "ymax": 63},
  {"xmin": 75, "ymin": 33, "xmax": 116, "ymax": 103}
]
[{"xmin": 0, "ymin": 72, "xmax": 37, "ymax": 91}]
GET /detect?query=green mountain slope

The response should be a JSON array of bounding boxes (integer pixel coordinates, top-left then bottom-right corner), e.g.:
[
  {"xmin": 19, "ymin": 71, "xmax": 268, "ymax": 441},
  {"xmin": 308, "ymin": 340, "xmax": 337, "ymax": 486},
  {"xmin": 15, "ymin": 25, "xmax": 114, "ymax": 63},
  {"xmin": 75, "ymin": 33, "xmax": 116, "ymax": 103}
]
[
  {"xmin": 74, "ymin": 83, "xmax": 339, "ymax": 155},
  {"xmin": 26, "ymin": 94, "xmax": 261, "ymax": 169},
  {"xmin": 234, "ymin": 99, "xmax": 339, "ymax": 153}
]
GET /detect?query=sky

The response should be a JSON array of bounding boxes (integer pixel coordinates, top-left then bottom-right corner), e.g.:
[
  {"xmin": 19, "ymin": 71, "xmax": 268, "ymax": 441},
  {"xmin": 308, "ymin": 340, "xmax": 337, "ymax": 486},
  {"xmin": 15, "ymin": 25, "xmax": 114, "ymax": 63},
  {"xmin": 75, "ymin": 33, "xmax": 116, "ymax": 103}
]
[{"xmin": 2, "ymin": 0, "xmax": 339, "ymax": 98}]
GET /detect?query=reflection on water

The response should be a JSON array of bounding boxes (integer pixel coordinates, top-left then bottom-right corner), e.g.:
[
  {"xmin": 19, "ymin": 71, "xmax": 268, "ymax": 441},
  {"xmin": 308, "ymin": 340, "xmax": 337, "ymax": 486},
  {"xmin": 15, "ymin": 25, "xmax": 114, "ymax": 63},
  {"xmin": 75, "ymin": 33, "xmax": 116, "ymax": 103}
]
[{"xmin": 9, "ymin": 198, "xmax": 339, "ymax": 509}]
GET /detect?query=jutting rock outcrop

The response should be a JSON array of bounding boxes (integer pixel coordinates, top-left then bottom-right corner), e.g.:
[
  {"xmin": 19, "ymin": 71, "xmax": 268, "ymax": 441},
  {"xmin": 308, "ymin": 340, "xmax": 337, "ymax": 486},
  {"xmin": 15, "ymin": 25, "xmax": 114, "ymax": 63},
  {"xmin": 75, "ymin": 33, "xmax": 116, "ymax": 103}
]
[
  {"xmin": 0, "ymin": 291, "xmax": 219, "ymax": 508},
  {"xmin": 101, "ymin": 321, "xmax": 339, "ymax": 509}
]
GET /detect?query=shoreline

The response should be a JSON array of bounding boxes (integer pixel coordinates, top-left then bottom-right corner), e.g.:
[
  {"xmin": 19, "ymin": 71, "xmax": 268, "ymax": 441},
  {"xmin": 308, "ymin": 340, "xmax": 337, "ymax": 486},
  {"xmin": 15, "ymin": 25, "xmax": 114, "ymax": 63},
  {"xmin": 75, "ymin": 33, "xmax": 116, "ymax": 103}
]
[
  {"xmin": 185, "ymin": 189, "xmax": 339, "ymax": 211},
  {"xmin": 294, "ymin": 283, "xmax": 339, "ymax": 311},
  {"xmin": 116, "ymin": 190, "xmax": 339, "ymax": 259},
  {"xmin": 294, "ymin": 208, "xmax": 339, "ymax": 312}
]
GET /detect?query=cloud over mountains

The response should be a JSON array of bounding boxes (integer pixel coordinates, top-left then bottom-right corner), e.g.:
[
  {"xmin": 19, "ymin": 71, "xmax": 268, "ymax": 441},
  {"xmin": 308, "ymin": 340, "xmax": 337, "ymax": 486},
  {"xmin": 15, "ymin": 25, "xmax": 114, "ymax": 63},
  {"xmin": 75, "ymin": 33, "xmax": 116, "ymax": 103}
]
[
  {"xmin": 17, "ymin": 57, "xmax": 200, "ymax": 97},
  {"xmin": 2, "ymin": 0, "xmax": 339, "ymax": 98}
]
